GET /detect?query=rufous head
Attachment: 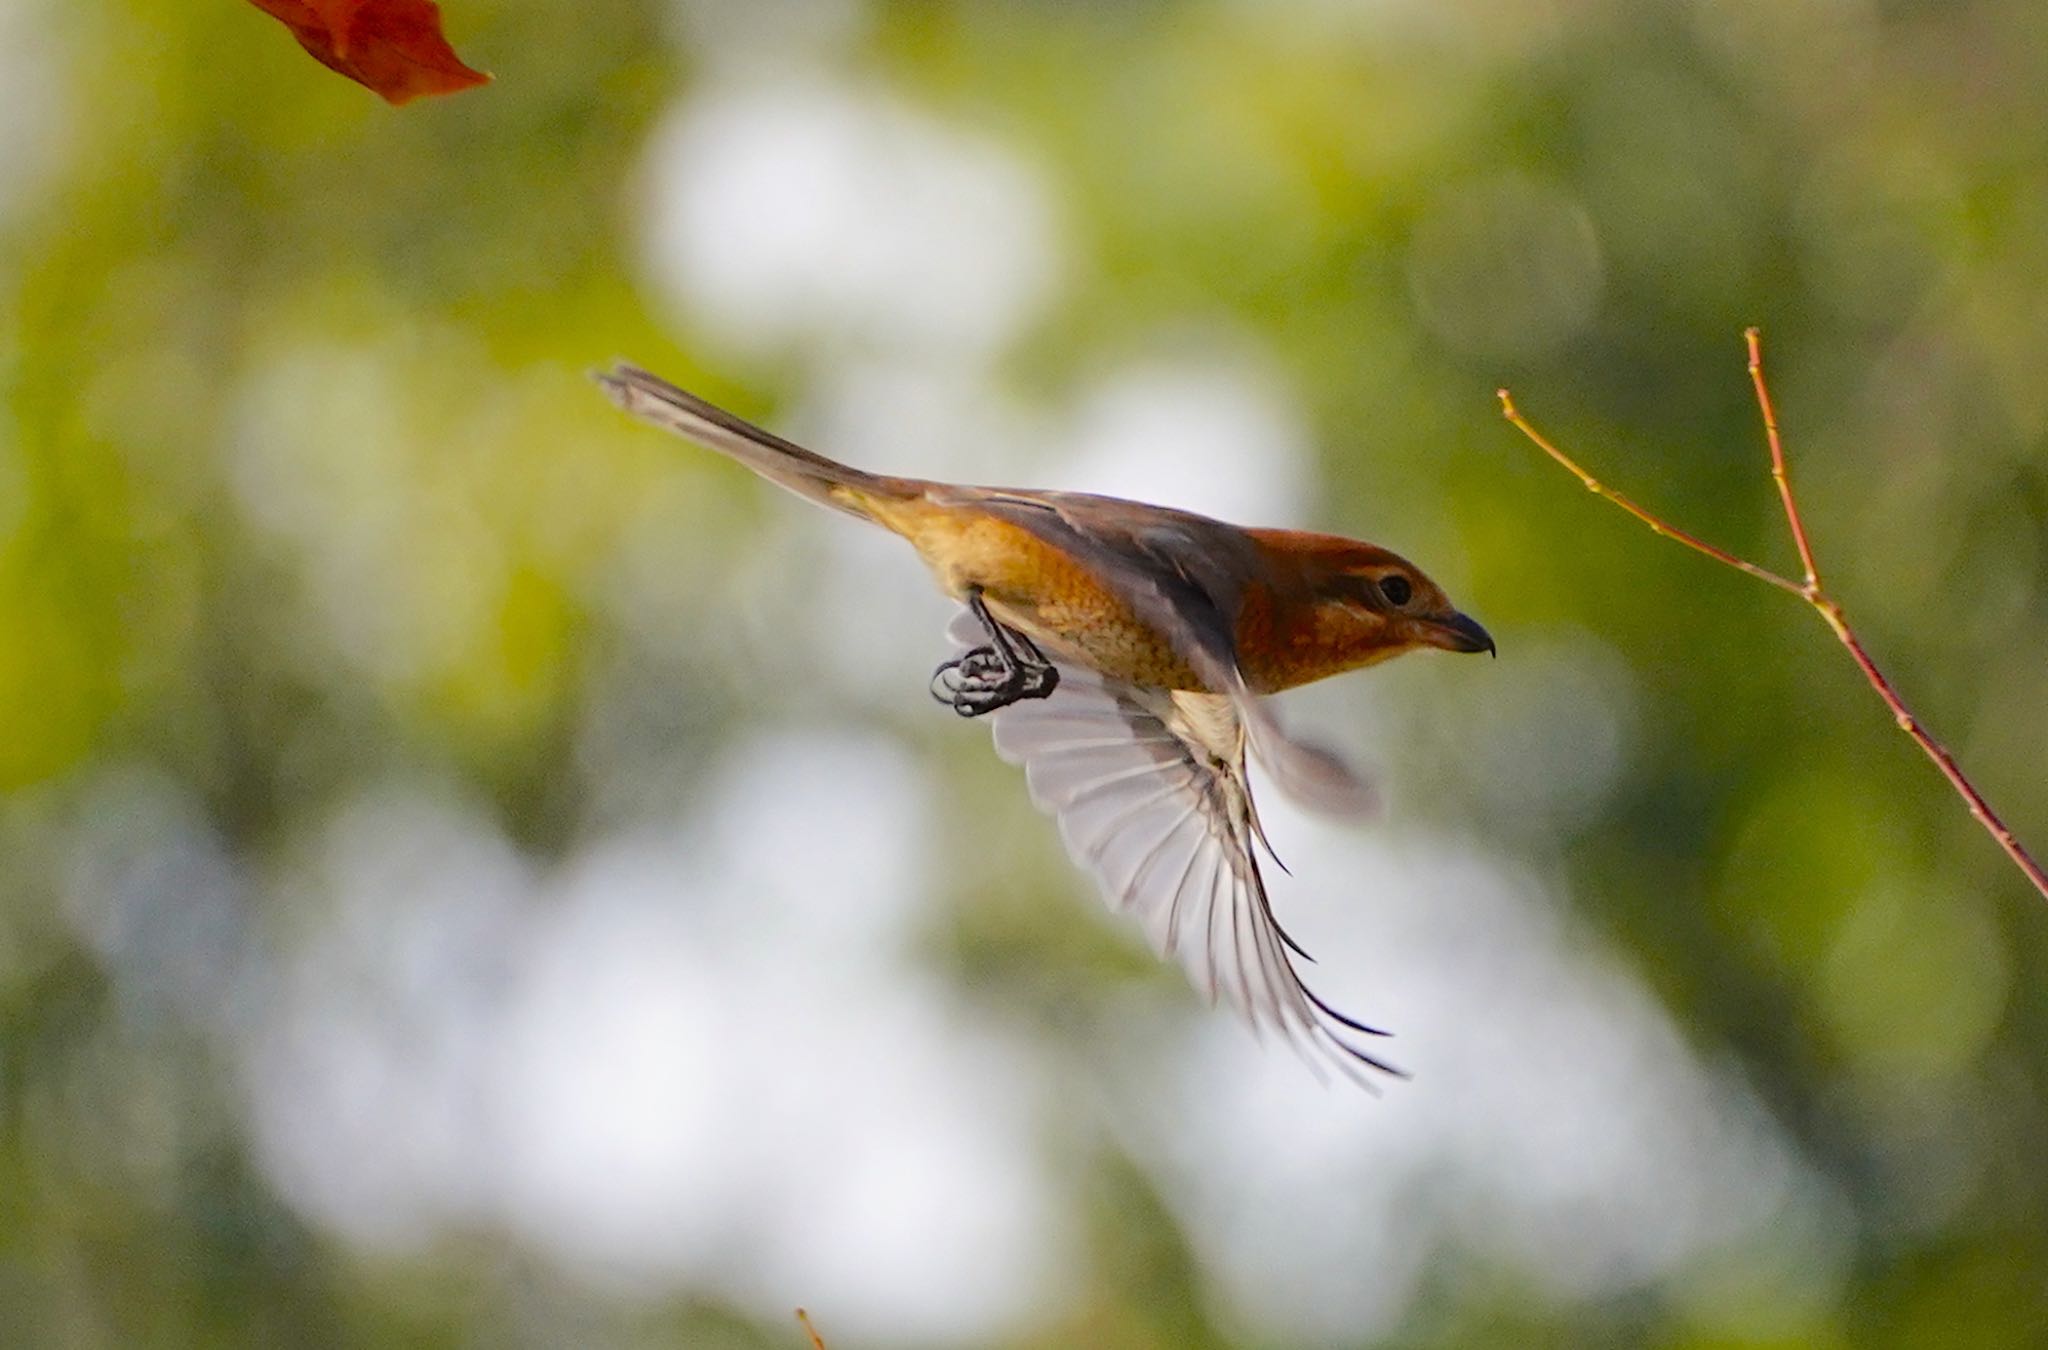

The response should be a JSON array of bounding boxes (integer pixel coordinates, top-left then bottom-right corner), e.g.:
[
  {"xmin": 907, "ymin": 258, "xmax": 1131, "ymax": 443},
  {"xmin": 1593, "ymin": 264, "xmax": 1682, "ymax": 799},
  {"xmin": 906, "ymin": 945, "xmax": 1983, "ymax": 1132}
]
[{"xmin": 1242, "ymin": 530, "xmax": 1493, "ymax": 690}]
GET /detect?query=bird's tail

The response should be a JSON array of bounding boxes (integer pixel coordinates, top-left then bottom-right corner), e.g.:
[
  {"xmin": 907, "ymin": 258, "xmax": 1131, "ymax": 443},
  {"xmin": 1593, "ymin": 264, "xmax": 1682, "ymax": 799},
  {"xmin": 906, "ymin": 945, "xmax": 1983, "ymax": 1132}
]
[{"xmin": 596, "ymin": 363, "xmax": 920, "ymax": 521}]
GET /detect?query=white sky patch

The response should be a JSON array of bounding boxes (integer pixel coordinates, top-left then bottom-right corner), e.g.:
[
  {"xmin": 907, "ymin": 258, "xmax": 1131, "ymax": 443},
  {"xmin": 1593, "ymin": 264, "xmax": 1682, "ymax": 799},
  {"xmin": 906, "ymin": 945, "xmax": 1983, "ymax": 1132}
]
[
  {"xmin": 1051, "ymin": 354, "xmax": 1314, "ymax": 528},
  {"xmin": 641, "ymin": 78, "xmax": 1062, "ymax": 361},
  {"xmin": 240, "ymin": 786, "xmax": 532, "ymax": 1249},
  {"xmin": 799, "ymin": 355, "xmax": 1049, "ymax": 488},
  {"xmin": 488, "ymin": 854, "xmax": 780, "ymax": 1287}
]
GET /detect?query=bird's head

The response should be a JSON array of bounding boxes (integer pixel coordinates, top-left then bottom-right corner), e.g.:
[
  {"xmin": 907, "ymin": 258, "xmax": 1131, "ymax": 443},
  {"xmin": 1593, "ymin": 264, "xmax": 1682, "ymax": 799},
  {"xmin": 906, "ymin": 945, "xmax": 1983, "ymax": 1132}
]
[{"xmin": 1241, "ymin": 530, "xmax": 1493, "ymax": 689}]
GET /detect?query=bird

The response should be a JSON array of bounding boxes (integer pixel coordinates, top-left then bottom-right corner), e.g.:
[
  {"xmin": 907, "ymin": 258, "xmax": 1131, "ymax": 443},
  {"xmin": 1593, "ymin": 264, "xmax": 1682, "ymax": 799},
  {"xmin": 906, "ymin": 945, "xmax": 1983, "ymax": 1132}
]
[{"xmin": 597, "ymin": 364, "xmax": 1494, "ymax": 1084}]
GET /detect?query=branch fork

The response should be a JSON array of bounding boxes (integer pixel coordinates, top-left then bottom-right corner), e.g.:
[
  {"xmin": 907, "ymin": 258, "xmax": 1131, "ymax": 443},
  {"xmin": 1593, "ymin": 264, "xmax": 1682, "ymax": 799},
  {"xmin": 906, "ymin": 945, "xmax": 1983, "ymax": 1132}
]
[{"xmin": 1500, "ymin": 328, "xmax": 2047, "ymax": 902}]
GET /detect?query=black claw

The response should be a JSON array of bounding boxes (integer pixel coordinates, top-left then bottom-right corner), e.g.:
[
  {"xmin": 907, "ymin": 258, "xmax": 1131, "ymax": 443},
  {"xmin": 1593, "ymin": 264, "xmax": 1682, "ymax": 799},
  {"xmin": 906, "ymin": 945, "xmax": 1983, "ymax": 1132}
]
[
  {"xmin": 929, "ymin": 590, "xmax": 1062, "ymax": 718},
  {"xmin": 933, "ymin": 657, "xmax": 1059, "ymax": 718}
]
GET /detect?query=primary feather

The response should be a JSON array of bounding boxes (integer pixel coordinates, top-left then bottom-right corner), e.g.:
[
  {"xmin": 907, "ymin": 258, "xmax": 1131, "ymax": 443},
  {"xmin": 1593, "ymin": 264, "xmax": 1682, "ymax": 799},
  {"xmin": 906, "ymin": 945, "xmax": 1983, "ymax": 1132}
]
[{"xmin": 950, "ymin": 612, "xmax": 1402, "ymax": 1084}]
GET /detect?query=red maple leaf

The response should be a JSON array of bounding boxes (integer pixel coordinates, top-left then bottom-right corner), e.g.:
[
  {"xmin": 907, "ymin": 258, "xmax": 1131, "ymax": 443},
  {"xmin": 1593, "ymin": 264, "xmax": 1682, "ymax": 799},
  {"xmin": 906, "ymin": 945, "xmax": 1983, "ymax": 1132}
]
[{"xmin": 250, "ymin": 0, "xmax": 489, "ymax": 106}]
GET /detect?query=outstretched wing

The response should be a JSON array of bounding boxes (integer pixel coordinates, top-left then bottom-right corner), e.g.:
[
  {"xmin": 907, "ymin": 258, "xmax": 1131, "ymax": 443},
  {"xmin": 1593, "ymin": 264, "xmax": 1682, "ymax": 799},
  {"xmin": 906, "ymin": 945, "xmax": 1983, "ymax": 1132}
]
[{"xmin": 948, "ymin": 613, "xmax": 1401, "ymax": 1084}]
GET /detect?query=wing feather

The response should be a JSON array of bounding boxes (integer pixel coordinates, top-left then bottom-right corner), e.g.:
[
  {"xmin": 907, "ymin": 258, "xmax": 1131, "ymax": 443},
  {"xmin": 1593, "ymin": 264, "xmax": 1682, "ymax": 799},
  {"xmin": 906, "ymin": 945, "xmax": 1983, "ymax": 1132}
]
[{"xmin": 949, "ymin": 612, "xmax": 1402, "ymax": 1084}]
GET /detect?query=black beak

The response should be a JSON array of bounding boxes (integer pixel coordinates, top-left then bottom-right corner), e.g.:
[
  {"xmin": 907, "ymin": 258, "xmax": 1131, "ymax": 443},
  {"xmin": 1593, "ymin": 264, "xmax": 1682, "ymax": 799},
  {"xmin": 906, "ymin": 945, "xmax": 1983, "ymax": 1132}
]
[{"xmin": 1432, "ymin": 611, "xmax": 1496, "ymax": 657}]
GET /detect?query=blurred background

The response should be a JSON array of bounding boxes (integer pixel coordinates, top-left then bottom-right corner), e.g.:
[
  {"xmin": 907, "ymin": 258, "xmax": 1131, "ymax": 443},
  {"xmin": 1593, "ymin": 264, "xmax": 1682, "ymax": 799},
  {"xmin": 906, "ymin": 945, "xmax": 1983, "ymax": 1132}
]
[{"xmin": 3, "ymin": 0, "xmax": 2047, "ymax": 1344}]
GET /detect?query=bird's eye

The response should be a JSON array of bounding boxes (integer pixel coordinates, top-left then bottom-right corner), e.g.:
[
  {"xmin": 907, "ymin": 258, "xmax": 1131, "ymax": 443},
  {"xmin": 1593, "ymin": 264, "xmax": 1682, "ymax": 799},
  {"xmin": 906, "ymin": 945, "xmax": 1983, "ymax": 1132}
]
[{"xmin": 1376, "ymin": 575, "xmax": 1413, "ymax": 607}]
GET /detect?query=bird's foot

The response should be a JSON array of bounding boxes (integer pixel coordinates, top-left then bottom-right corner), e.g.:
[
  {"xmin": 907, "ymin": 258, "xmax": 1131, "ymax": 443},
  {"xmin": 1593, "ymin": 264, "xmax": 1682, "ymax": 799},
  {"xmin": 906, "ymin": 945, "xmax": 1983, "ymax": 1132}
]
[{"xmin": 929, "ymin": 644, "xmax": 1059, "ymax": 717}]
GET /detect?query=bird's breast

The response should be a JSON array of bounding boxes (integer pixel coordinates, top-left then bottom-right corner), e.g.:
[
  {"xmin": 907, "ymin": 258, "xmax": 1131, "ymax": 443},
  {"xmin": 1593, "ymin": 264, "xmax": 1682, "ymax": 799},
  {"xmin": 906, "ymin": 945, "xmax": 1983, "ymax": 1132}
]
[{"xmin": 876, "ymin": 497, "xmax": 1207, "ymax": 690}]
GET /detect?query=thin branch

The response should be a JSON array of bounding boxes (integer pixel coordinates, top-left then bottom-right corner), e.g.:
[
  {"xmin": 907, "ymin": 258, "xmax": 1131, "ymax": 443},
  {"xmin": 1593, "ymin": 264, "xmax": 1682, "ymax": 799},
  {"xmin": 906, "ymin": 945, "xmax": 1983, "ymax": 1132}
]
[
  {"xmin": 1747, "ymin": 329, "xmax": 1822, "ymax": 592},
  {"xmin": 797, "ymin": 1309, "xmax": 827, "ymax": 1350},
  {"xmin": 1500, "ymin": 328, "xmax": 2048, "ymax": 903},
  {"xmin": 1497, "ymin": 389, "xmax": 1806, "ymax": 598}
]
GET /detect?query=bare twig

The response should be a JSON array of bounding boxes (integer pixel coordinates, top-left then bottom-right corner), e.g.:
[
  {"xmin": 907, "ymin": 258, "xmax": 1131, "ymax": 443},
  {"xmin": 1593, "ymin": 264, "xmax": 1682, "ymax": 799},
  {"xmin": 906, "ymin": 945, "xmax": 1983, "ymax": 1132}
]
[
  {"xmin": 1748, "ymin": 332, "xmax": 1822, "ymax": 592},
  {"xmin": 1500, "ymin": 328, "xmax": 2048, "ymax": 903},
  {"xmin": 1498, "ymin": 388, "xmax": 1806, "ymax": 598},
  {"xmin": 797, "ymin": 1308, "xmax": 827, "ymax": 1350}
]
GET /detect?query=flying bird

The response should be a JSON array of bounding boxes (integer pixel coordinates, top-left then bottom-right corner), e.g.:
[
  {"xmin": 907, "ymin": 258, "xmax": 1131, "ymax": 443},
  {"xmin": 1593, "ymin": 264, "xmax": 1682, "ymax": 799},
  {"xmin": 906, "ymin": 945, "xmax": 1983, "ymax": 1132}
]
[{"xmin": 598, "ymin": 365, "xmax": 1493, "ymax": 1083}]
